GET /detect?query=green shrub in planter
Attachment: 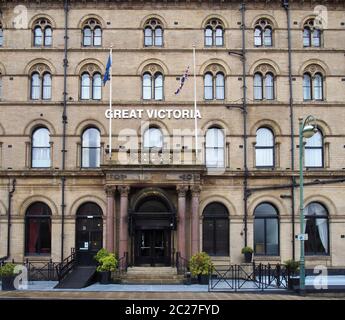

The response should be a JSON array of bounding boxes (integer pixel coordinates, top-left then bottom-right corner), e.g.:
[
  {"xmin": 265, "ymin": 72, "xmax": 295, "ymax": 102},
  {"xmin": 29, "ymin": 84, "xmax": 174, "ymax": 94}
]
[
  {"xmin": 241, "ymin": 247, "xmax": 253, "ymax": 263},
  {"xmin": 0, "ymin": 263, "xmax": 18, "ymax": 291},
  {"xmin": 95, "ymin": 250, "xmax": 118, "ymax": 285},
  {"xmin": 189, "ymin": 252, "xmax": 214, "ymax": 284}
]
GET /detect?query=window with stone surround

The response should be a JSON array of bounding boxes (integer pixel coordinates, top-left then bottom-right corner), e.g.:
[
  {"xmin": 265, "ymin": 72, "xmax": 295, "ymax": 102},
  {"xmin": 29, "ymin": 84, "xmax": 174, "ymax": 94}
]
[
  {"xmin": 303, "ymin": 64, "xmax": 325, "ymax": 101},
  {"xmin": 253, "ymin": 64, "xmax": 276, "ymax": 100},
  {"xmin": 32, "ymin": 18, "xmax": 52, "ymax": 47},
  {"xmin": 254, "ymin": 18, "xmax": 273, "ymax": 47},
  {"xmin": 80, "ymin": 64, "xmax": 102, "ymax": 100},
  {"xmin": 204, "ymin": 18, "xmax": 224, "ymax": 47},
  {"xmin": 142, "ymin": 64, "xmax": 164, "ymax": 100},
  {"xmin": 303, "ymin": 18, "xmax": 322, "ymax": 48},
  {"xmin": 203, "ymin": 64, "xmax": 225, "ymax": 100},
  {"xmin": 305, "ymin": 128, "xmax": 324, "ymax": 168},
  {"xmin": 82, "ymin": 18, "xmax": 102, "ymax": 47},
  {"xmin": 81, "ymin": 127, "xmax": 101, "ymax": 168},
  {"xmin": 255, "ymin": 127, "xmax": 274, "ymax": 168},
  {"xmin": 30, "ymin": 64, "xmax": 52, "ymax": 100},
  {"xmin": 144, "ymin": 18, "xmax": 163, "ymax": 47},
  {"xmin": 31, "ymin": 127, "xmax": 51, "ymax": 168}
]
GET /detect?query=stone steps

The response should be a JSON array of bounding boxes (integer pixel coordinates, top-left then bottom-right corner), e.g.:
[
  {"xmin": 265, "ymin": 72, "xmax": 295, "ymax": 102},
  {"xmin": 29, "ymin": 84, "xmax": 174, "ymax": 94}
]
[{"xmin": 122, "ymin": 267, "xmax": 184, "ymax": 284}]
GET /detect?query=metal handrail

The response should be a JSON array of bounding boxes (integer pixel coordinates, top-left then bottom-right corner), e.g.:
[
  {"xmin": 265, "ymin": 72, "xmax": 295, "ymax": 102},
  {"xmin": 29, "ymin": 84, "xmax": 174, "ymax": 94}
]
[
  {"xmin": 55, "ymin": 248, "xmax": 76, "ymax": 281},
  {"xmin": 175, "ymin": 252, "xmax": 189, "ymax": 275}
]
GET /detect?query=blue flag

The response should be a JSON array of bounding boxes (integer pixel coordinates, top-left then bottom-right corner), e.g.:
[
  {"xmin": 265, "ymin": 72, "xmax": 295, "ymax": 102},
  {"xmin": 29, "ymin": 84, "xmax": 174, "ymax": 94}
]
[{"xmin": 103, "ymin": 54, "xmax": 112, "ymax": 85}]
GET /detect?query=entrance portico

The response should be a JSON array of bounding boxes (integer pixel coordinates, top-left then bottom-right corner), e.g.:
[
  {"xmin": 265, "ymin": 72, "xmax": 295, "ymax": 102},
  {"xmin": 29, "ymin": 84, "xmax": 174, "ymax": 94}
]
[{"xmin": 103, "ymin": 167, "xmax": 204, "ymax": 266}]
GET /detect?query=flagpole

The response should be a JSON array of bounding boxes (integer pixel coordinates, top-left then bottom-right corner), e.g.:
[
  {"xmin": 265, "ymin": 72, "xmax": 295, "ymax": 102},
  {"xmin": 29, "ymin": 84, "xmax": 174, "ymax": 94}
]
[
  {"xmin": 109, "ymin": 47, "xmax": 113, "ymax": 160},
  {"xmin": 193, "ymin": 45, "xmax": 198, "ymax": 162}
]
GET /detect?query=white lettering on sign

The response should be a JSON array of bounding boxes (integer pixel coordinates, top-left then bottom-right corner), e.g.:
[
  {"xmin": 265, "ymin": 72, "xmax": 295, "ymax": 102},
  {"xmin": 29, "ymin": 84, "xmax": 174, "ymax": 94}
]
[{"xmin": 105, "ymin": 108, "xmax": 202, "ymax": 120}]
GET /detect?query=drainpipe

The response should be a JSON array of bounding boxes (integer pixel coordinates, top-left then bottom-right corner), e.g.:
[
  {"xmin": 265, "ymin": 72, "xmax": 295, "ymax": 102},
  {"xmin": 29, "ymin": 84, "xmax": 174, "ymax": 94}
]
[
  {"xmin": 60, "ymin": 0, "xmax": 69, "ymax": 262},
  {"xmin": 3, "ymin": 179, "xmax": 16, "ymax": 260},
  {"xmin": 240, "ymin": 2, "xmax": 249, "ymax": 247},
  {"xmin": 283, "ymin": 0, "xmax": 296, "ymax": 260}
]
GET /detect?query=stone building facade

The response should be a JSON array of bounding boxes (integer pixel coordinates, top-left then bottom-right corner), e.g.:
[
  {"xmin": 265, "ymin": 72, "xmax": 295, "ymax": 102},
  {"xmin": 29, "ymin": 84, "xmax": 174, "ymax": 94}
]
[{"xmin": 0, "ymin": 0, "xmax": 344, "ymax": 269}]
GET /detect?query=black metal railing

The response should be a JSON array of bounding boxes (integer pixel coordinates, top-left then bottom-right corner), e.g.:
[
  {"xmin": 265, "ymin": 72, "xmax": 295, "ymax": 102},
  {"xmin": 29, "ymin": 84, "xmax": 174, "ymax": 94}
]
[
  {"xmin": 175, "ymin": 252, "xmax": 189, "ymax": 275},
  {"xmin": 24, "ymin": 259, "xmax": 59, "ymax": 281},
  {"xmin": 209, "ymin": 262, "xmax": 290, "ymax": 292},
  {"xmin": 55, "ymin": 248, "xmax": 76, "ymax": 282}
]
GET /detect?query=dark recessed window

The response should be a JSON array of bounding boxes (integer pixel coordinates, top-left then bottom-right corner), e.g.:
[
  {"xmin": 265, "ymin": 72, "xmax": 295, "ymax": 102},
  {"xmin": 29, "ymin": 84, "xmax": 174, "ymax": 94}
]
[
  {"xmin": 254, "ymin": 203, "xmax": 279, "ymax": 256},
  {"xmin": 25, "ymin": 202, "xmax": 51, "ymax": 255},
  {"xmin": 203, "ymin": 202, "xmax": 229, "ymax": 256}
]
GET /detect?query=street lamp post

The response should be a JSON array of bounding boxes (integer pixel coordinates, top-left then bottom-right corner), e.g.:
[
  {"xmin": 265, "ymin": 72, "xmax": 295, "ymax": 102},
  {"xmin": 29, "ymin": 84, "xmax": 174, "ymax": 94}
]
[{"xmin": 298, "ymin": 115, "xmax": 317, "ymax": 295}]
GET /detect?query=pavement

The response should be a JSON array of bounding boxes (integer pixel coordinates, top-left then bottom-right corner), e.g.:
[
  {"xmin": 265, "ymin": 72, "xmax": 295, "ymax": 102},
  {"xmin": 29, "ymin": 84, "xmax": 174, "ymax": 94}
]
[{"xmin": 0, "ymin": 280, "xmax": 345, "ymax": 300}]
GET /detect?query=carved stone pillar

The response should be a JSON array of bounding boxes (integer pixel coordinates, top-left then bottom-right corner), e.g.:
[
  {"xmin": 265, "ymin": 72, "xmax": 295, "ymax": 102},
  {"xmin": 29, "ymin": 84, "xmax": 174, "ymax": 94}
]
[
  {"xmin": 191, "ymin": 185, "xmax": 201, "ymax": 256},
  {"xmin": 118, "ymin": 185, "xmax": 130, "ymax": 258},
  {"xmin": 177, "ymin": 185, "xmax": 188, "ymax": 259},
  {"xmin": 105, "ymin": 186, "xmax": 116, "ymax": 252}
]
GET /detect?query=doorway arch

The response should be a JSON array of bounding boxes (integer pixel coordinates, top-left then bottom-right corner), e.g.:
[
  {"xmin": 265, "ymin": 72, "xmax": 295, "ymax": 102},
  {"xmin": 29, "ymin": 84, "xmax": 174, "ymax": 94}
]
[
  {"xmin": 75, "ymin": 202, "xmax": 103, "ymax": 265},
  {"xmin": 129, "ymin": 189, "xmax": 176, "ymax": 266}
]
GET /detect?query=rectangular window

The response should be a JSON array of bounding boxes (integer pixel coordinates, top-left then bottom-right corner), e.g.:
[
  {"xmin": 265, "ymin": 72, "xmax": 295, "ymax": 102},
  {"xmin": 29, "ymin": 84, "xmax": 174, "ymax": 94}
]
[
  {"xmin": 256, "ymin": 148, "xmax": 274, "ymax": 167},
  {"xmin": 305, "ymin": 148, "xmax": 323, "ymax": 167},
  {"xmin": 32, "ymin": 147, "xmax": 50, "ymax": 168}
]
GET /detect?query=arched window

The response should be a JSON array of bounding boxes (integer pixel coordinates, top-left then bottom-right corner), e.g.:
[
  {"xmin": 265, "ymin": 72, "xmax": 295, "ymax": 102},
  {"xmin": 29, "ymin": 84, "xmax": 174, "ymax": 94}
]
[
  {"xmin": 143, "ymin": 127, "xmax": 163, "ymax": 149},
  {"xmin": 25, "ymin": 202, "xmax": 52, "ymax": 255},
  {"xmin": 265, "ymin": 73, "xmax": 274, "ymax": 100},
  {"xmin": 42, "ymin": 73, "xmax": 52, "ymax": 100},
  {"xmin": 313, "ymin": 73, "xmax": 323, "ymax": 101},
  {"xmin": 204, "ymin": 72, "xmax": 225, "ymax": 100},
  {"xmin": 32, "ymin": 127, "xmax": 51, "ymax": 168},
  {"xmin": 92, "ymin": 73, "xmax": 102, "ymax": 100},
  {"xmin": 303, "ymin": 19, "xmax": 321, "ymax": 47},
  {"xmin": 0, "ymin": 22, "xmax": 3, "ymax": 47},
  {"xmin": 255, "ymin": 127, "xmax": 274, "ymax": 167},
  {"xmin": 305, "ymin": 202, "xmax": 329, "ymax": 255},
  {"xmin": 204, "ymin": 19, "xmax": 224, "ymax": 47},
  {"xmin": 303, "ymin": 71, "xmax": 324, "ymax": 101},
  {"xmin": 303, "ymin": 73, "xmax": 312, "ymax": 100},
  {"xmin": 81, "ymin": 72, "xmax": 101, "ymax": 100},
  {"xmin": 205, "ymin": 127, "xmax": 225, "ymax": 168},
  {"xmin": 254, "ymin": 203, "xmax": 279, "ymax": 256},
  {"xmin": 82, "ymin": 127, "xmax": 101, "ymax": 168},
  {"xmin": 144, "ymin": 19, "xmax": 163, "ymax": 47},
  {"xmin": 305, "ymin": 129, "xmax": 323, "ymax": 168},
  {"xmin": 254, "ymin": 73, "xmax": 263, "ymax": 100},
  {"xmin": 254, "ymin": 19, "xmax": 273, "ymax": 47},
  {"xmin": 33, "ymin": 18, "xmax": 52, "ymax": 47},
  {"xmin": 254, "ymin": 71, "xmax": 275, "ymax": 100},
  {"xmin": 81, "ymin": 73, "xmax": 91, "ymax": 100},
  {"xmin": 82, "ymin": 19, "xmax": 102, "ymax": 47},
  {"xmin": 30, "ymin": 67, "xmax": 52, "ymax": 101},
  {"xmin": 31, "ymin": 73, "xmax": 41, "ymax": 100},
  {"xmin": 142, "ymin": 72, "xmax": 164, "ymax": 100},
  {"xmin": 203, "ymin": 202, "xmax": 229, "ymax": 256}
]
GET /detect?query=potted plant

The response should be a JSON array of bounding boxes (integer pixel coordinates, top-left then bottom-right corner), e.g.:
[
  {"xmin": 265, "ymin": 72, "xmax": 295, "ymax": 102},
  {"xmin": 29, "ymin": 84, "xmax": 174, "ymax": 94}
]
[
  {"xmin": 241, "ymin": 246, "xmax": 254, "ymax": 263},
  {"xmin": 95, "ymin": 249, "xmax": 117, "ymax": 285},
  {"xmin": 284, "ymin": 259, "xmax": 300, "ymax": 290},
  {"xmin": 189, "ymin": 252, "xmax": 214, "ymax": 284},
  {"xmin": 0, "ymin": 263, "xmax": 17, "ymax": 291}
]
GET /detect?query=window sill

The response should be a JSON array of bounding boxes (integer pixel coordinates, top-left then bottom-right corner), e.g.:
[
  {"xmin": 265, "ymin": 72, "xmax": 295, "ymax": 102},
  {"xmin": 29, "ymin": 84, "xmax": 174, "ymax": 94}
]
[
  {"xmin": 24, "ymin": 255, "xmax": 51, "ymax": 261},
  {"xmin": 253, "ymin": 256, "xmax": 281, "ymax": 262},
  {"xmin": 305, "ymin": 255, "xmax": 330, "ymax": 261}
]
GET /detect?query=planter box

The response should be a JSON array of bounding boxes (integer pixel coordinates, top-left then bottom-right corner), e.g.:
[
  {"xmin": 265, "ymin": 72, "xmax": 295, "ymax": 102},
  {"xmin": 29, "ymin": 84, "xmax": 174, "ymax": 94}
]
[
  {"xmin": 244, "ymin": 252, "xmax": 253, "ymax": 263},
  {"xmin": 1, "ymin": 276, "xmax": 16, "ymax": 291},
  {"xmin": 197, "ymin": 274, "xmax": 209, "ymax": 285},
  {"xmin": 288, "ymin": 277, "xmax": 300, "ymax": 291},
  {"xmin": 99, "ymin": 271, "xmax": 111, "ymax": 285}
]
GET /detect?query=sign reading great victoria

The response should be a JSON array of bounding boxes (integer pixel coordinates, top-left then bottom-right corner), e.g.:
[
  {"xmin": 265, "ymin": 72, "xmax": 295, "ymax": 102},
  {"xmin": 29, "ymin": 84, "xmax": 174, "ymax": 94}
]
[{"xmin": 105, "ymin": 108, "xmax": 202, "ymax": 120}]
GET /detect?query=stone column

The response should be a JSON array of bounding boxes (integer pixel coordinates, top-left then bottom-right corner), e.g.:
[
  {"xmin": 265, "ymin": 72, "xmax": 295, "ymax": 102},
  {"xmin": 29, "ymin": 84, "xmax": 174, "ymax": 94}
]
[
  {"xmin": 118, "ymin": 185, "xmax": 130, "ymax": 258},
  {"xmin": 177, "ymin": 185, "xmax": 188, "ymax": 259},
  {"xmin": 191, "ymin": 185, "xmax": 201, "ymax": 256},
  {"xmin": 105, "ymin": 186, "xmax": 116, "ymax": 252}
]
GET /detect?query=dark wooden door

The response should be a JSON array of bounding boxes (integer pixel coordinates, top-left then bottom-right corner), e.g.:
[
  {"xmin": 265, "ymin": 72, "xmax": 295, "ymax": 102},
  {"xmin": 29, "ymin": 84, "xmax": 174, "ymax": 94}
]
[
  {"xmin": 76, "ymin": 216, "xmax": 103, "ymax": 265},
  {"xmin": 135, "ymin": 229, "xmax": 171, "ymax": 266}
]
